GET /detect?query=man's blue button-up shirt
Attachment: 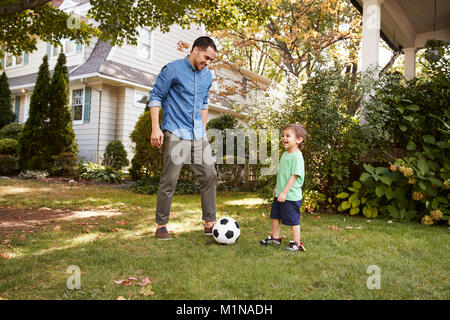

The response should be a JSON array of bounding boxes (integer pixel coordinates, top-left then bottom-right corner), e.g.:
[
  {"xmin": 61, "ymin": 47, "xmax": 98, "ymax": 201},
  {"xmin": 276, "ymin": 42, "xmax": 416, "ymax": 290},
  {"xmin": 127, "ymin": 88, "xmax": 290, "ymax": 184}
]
[{"xmin": 149, "ymin": 56, "xmax": 212, "ymax": 140}]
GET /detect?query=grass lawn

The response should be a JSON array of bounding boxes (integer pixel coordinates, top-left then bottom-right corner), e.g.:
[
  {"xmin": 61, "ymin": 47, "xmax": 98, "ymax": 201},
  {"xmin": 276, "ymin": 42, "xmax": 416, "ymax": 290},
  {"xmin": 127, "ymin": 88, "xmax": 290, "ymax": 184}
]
[{"xmin": 0, "ymin": 178, "xmax": 449, "ymax": 300}]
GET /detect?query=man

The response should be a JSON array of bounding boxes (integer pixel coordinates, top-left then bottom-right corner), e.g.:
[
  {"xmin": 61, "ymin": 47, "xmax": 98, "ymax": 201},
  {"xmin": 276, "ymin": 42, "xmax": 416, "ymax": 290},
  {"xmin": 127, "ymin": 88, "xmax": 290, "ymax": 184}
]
[{"xmin": 149, "ymin": 36, "xmax": 217, "ymax": 240}]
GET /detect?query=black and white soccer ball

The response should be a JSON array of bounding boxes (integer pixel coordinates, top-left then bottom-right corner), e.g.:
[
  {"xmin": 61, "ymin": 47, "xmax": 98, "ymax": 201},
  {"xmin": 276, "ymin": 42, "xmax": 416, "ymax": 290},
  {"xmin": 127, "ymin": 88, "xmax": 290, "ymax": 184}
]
[{"xmin": 212, "ymin": 217, "xmax": 240, "ymax": 244}]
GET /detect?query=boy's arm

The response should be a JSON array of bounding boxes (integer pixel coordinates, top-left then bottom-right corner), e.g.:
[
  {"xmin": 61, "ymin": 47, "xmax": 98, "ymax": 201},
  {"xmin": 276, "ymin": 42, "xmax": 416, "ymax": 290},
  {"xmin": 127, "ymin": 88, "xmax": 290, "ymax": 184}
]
[{"xmin": 277, "ymin": 174, "xmax": 298, "ymax": 202}]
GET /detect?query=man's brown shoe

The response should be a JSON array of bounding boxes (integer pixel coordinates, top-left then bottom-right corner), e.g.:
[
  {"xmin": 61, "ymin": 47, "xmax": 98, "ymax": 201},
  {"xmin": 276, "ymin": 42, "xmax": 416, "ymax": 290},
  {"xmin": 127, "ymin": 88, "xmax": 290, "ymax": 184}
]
[
  {"xmin": 155, "ymin": 227, "xmax": 171, "ymax": 240},
  {"xmin": 204, "ymin": 224, "xmax": 215, "ymax": 236}
]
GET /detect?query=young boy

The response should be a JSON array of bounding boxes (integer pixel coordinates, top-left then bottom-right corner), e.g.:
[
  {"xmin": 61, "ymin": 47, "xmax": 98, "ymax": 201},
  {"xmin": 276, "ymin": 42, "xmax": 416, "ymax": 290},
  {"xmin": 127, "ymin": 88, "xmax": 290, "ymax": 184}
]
[{"xmin": 260, "ymin": 123, "xmax": 307, "ymax": 252}]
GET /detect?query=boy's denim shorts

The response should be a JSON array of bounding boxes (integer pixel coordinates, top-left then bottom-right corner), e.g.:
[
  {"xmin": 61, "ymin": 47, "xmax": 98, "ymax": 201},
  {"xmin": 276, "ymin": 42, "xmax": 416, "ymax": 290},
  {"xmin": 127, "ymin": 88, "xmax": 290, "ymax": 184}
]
[{"xmin": 270, "ymin": 197, "xmax": 302, "ymax": 226}]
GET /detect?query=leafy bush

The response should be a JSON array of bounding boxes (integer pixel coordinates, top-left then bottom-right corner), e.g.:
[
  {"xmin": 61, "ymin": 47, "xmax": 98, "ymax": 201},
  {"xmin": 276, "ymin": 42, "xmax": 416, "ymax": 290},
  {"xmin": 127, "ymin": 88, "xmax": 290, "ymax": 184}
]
[
  {"xmin": 287, "ymin": 68, "xmax": 368, "ymax": 198},
  {"xmin": 0, "ymin": 154, "xmax": 17, "ymax": 175},
  {"xmin": 129, "ymin": 110, "xmax": 164, "ymax": 180},
  {"xmin": 0, "ymin": 138, "xmax": 18, "ymax": 155},
  {"xmin": 18, "ymin": 170, "xmax": 49, "ymax": 180},
  {"xmin": 0, "ymin": 122, "xmax": 23, "ymax": 140},
  {"xmin": 337, "ymin": 48, "xmax": 449, "ymax": 224},
  {"xmin": 76, "ymin": 162, "xmax": 123, "ymax": 184},
  {"xmin": 103, "ymin": 140, "xmax": 129, "ymax": 170},
  {"xmin": 50, "ymin": 152, "xmax": 78, "ymax": 177}
]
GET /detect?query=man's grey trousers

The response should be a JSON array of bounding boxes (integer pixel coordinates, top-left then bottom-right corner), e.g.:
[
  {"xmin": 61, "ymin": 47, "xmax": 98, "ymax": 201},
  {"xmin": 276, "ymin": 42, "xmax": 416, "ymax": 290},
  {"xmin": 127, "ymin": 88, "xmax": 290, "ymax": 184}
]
[{"xmin": 155, "ymin": 131, "xmax": 217, "ymax": 226}]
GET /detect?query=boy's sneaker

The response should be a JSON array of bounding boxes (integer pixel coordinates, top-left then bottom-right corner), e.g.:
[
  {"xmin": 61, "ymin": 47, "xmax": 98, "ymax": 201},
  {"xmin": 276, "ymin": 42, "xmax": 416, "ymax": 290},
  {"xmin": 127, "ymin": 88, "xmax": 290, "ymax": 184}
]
[
  {"xmin": 155, "ymin": 227, "xmax": 171, "ymax": 240},
  {"xmin": 260, "ymin": 235, "xmax": 282, "ymax": 245},
  {"xmin": 286, "ymin": 241, "xmax": 306, "ymax": 252},
  {"xmin": 204, "ymin": 224, "xmax": 214, "ymax": 236}
]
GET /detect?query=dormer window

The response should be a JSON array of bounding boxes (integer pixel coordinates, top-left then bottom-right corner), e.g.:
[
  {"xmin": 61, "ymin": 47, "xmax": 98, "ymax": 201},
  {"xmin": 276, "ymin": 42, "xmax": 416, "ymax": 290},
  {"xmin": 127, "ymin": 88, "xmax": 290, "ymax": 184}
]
[
  {"xmin": 137, "ymin": 27, "xmax": 152, "ymax": 61},
  {"xmin": 49, "ymin": 39, "xmax": 82, "ymax": 58},
  {"xmin": 5, "ymin": 52, "xmax": 24, "ymax": 68}
]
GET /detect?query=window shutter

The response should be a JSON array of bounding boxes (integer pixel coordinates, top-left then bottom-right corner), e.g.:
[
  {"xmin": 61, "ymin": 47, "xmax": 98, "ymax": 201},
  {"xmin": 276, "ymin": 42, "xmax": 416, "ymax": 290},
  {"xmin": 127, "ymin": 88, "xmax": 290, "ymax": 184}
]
[
  {"xmin": 14, "ymin": 96, "xmax": 20, "ymax": 121},
  {"xmin": 24, "ymin": 52, "xmax": 29, "ymax": 65},
  {"xmin": 47, "ymin": 43, "xmax": 52, "ymax": 57},
  {"xmin": 0, "ymin": 46, "xmax": 4, "ymax": 68},
  {"xmin": 83, "ymin": 87, "xmax": 91, "ymax": 123}
]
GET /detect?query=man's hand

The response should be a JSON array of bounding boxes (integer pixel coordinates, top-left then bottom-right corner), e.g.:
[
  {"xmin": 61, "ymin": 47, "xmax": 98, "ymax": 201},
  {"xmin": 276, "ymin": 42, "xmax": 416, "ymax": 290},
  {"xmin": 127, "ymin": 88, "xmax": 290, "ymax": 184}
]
[
  {"xmin": 151, "ymin": 127, "xmax": 164, "ymax": 149},
  {"xmin": 277, "ymin": 192, "xmax": 287, "ymax": 202}
]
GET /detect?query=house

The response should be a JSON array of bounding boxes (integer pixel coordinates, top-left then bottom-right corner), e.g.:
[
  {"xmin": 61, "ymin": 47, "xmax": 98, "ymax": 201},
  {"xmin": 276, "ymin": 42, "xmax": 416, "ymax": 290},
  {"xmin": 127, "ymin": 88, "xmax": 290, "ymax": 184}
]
[
  {"xmin": 351, "ymin": 0, "xmax": 450, "ymax": 79},
  {"xmin": 3, "ymin": 0, "xmax": 269, "ymax": 164}
]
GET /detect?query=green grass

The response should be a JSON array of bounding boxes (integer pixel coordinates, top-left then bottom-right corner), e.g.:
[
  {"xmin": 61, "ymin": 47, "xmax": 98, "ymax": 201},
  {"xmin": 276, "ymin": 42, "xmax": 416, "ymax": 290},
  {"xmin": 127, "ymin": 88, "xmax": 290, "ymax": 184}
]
[{"xmin": 0, "ymin": 179, "xmax": 449, "ymax": 300}]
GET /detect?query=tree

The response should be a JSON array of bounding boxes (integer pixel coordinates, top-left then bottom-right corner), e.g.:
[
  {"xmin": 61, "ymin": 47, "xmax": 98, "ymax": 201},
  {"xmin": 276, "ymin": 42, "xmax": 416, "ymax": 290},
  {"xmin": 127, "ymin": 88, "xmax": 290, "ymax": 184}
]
[
  {"xmin": 0, "ymin": 0, "xmax": 269, "ymax": 60},
  {"xmin": 17, "ymin": 55, "xmax": 51, "ymax": 170},
  {"xmin": 47, "ymin": 52, "xmax": 78, "ymax": 165},
  {"xmin": 0, "ymin": 71, "xmax": 15, "ymax": 128},
  {"xmin": 212, "ymin": 0, "xmax": 361, "ymax": 83}
]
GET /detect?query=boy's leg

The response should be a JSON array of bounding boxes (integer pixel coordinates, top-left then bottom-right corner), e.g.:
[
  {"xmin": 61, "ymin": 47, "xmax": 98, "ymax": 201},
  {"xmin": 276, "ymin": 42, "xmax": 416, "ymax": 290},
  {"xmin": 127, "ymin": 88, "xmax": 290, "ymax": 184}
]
[
  {"xmin": 291, "ymin": 224, "xmax": 301, "ymax": 244},
  {"xmin": 272, "ymin": 219, "xmax": 281, "ymax": 239}
]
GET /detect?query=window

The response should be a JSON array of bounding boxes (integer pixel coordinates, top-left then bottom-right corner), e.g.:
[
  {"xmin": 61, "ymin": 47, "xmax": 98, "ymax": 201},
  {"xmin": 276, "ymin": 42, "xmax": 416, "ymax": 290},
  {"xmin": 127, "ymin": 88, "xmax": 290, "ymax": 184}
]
[
  {"xmin": 137, "ymin": 27, "xmax": 152, "ymax": 60},
  {"xmin": 135, "ymin": 91, "xmax": 149, "ymax": 106},
  {"xmin": 5, "ymin": 52, "xmax": 24, "ymax": 68},
  {"xmin": 71, "ymin": 89, "xmax": 84, "ymax": 122},
  {"xmin": 51, "ymin": 39, "xmax": 80, "ymax": 58}
]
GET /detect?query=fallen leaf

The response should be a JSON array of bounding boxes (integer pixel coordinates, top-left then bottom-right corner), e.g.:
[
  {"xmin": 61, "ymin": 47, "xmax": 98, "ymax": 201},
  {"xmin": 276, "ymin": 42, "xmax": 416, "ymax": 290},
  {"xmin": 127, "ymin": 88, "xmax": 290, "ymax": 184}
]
[
  {"xmin": 120, "ymin": 219, "xmax": 126, "ymax": 226},
  {"xmin": 54, "ymin": 225, "xmax": 62, "ymax": 231},
  {"xmin": 137, "ymin": 277, "xmax": 151, "ymax": 287},
  {"xmin": 139, "ymin": 285, "xmax": 155, "ymax": 297},
  {"xmin": 169, "ymin": 212, "xmax": 175, "ymax": 218},
  {"xmin": 1, "ymin": 253, "xmax": 9, "ymax": 259},
  {"xmin": 117, "ymin": 296, "xmax": 127, "ymax": 300}
]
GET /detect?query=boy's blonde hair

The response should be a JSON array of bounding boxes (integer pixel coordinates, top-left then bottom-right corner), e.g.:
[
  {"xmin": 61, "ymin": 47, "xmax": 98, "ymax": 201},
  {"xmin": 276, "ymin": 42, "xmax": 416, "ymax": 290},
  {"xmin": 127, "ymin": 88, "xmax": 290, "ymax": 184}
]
[{"xmin": 283, "ymin": 123, "xmax": 307, "ymax": 148}]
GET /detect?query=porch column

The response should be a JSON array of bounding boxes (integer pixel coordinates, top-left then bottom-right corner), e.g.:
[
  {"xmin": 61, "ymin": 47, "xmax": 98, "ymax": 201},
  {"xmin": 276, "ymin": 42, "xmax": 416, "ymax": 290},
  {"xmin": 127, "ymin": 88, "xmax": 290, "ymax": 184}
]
[
  {"xmin": 403, "ymin": 47, "xmax": 417, "ymax": 80},
  {"xmin": 361, "ymin": 0, "xmax": 384, "ymax": 73},
  {"xmin": 360, "ymin": 0, "xmax": 384, "ymax": 125}
]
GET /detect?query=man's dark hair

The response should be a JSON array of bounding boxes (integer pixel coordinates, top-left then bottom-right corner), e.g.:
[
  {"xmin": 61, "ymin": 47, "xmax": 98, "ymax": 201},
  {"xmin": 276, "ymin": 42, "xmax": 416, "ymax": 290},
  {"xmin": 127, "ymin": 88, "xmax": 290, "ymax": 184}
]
[{"xmin": 192, "ymin": 36, "xmax": 217, "ymax": 52}]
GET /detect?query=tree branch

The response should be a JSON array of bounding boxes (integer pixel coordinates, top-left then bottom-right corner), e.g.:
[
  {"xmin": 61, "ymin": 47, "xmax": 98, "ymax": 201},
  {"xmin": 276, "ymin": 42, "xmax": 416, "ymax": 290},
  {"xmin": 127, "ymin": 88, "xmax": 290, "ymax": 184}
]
[{"xmin": 0, "ymin": 0, "xmax": 52, "ymax": 17}]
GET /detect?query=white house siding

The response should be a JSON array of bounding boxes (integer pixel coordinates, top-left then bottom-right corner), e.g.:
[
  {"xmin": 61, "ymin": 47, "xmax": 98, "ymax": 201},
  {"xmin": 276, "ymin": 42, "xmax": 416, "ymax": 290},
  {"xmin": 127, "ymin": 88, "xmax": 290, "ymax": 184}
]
[
  {"xmin": 95, "ymin": 84, "xmax": 119, "ymax": 163},
  {"xmin": 107, "ymin": 24, "xmax": 204, "ymax": 77},
  {"xmin": 72, "ymin": 84, "xmax": 101, "ymax": 162}
]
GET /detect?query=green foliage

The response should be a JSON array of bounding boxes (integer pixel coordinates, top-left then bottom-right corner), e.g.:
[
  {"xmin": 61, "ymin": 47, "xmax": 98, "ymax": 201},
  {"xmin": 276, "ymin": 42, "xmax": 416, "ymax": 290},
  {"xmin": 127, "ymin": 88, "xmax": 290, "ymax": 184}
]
[
  {"xmin": 0, "ymin": 138, "xmax": 18, "ymax": 155},
  {"xmin": 51, "ymin": 152, "xmax": 79, "ymax": 177},
  {"xmin": 0, "ymin": 122, "xmax": 23, "ymax": 139},
  {"xmin": 17, "ymin": 55, "xmax": 52, "ymax": 171},
  {"xmin": 0, "ymin": 72, "xmax": 15, "ymax": 128},
  {"xmin": 103, "ymin": 140, "xmax": 130, "ymax": 170},
  {"xmin": 338, "ymin": 56, "xmax": 449, "ymax": 224},
  {"xmin": 18, "ymin": 170, "xmax": 49, "ymax": 180},
  {"xmin": 47, "ymin": 53, "xmax": 79, "ymax": 166},
  {"xmin": 288, "ymin": 68, "xmax": 368, "ymax": 198},
  {"xmin": 76, "ymin": 162, "xmax": 123, "ymax": 184},
  {"xmin": 129, "ymin": 110, "xmax": 163, "ymax": 180},
  {"xmin": 0, "ymin": 154, "xmax": 17, "ymax": 175}
]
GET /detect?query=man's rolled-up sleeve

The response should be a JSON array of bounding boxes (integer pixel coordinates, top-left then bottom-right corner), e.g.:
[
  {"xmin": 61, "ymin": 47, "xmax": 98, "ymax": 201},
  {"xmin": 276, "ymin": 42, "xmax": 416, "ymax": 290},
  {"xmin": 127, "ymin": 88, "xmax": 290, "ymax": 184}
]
[
  {"xmin": 149, "ymin": 64, "xmax": 175, "ymax": 108},
  {"xmin": 202, "ymin": 82, "xmax": 212, "ymax": 110}
]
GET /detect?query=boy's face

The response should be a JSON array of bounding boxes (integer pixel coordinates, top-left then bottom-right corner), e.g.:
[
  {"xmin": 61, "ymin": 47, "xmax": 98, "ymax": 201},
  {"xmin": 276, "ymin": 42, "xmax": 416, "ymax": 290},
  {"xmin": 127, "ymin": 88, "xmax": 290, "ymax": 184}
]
[{"xmin": 282, "ymin": 128, "xmax": 303, "ymax": 151}]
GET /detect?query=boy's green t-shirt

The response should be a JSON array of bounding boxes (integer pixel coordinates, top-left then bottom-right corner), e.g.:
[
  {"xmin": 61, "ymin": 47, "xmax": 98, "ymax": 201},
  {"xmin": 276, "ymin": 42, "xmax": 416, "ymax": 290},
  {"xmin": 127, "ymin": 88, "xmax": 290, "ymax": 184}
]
[{"xmin": 275, "ymin": 151, "xmax": 305, "ymax": 201}]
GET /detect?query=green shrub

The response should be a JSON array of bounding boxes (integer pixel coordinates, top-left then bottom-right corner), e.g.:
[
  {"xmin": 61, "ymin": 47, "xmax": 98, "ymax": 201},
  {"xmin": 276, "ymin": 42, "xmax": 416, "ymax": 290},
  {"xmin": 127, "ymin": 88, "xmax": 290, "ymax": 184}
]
[
  {"xmin": 50, "ymin": 152, "xmax": 78, "ymax": 177},
  {"xmin": 18, "ymin": 169, "xmax": 49, "ymax": 180},
  {"xmin": 0, "ymin": 154, "xmax": 17, "ymax": 175},
  {"xmin": 103, "ymin": 140, "xmax": 129, "ymax": 170},
  {"xmin": 0, "ymin": 138, "xmax": 18, "ymax": 155},
  {"xmin": 129, "ymin": 110, "xmax": 164, "ymax": 180},
  {"xmin": 76, "ymin": 162, "xmax": 123, "ymax": 184},
  {"xmin": 337, "ymin": 48, "xmax": 449, "ymax": 224},
  {"xmin": 0, "ymin": 122, "xmax": 23, "ymax": 140}
]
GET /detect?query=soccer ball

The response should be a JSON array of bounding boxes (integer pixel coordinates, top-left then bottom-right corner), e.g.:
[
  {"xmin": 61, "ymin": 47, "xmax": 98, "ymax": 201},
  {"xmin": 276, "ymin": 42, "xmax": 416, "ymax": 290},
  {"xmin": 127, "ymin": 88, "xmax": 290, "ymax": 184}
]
[{"xmin": 212, "ymin": 217, "xmax": 240, "ymax": 244}]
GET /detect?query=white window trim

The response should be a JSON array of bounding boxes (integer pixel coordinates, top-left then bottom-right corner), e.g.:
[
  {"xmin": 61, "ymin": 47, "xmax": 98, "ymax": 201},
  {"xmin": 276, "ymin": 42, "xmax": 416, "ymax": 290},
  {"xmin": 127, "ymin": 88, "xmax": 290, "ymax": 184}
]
[
  {"xmin": 136, "ymin": 27, "xmax": 153, "ymax": 63},
  {"xmin": 50, "ymin": 39, "xmax": 81, "ymax": 59},
  {"xmin": 134, "ymin": 89, "xmax": 149, "ymax": 107},
  {"xmin": 70, "ymin": 86, "xmax": 85, "ymax": 125},
  {"xmin": 5, "ymin": 52, "xmax": 24, "ymax": 69}
]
